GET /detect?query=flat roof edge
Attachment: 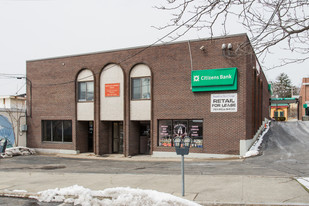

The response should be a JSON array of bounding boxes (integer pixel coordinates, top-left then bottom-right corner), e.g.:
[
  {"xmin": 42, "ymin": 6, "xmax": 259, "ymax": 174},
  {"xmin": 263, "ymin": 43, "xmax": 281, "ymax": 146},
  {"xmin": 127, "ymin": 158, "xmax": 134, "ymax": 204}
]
[{"xmin": 27, "ymin": 33, "xmax": 248, "ymax": 62}]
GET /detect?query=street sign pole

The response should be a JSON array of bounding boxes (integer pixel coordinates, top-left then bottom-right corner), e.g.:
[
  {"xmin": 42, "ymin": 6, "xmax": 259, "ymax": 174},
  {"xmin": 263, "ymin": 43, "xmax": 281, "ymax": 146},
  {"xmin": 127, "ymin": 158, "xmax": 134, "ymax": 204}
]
[{"xmin": 181, "ymin": 154, "xmax": 185, "ymax": 196}]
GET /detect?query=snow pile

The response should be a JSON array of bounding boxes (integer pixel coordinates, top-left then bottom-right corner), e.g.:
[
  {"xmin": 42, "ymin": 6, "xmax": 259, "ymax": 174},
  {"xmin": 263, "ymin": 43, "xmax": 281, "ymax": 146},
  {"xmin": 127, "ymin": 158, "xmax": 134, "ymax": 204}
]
[
  {"xmin": 244, "ymin": 122, "xmax": 270, "ymax": 158},
  {"xmin": 12, "ymin": 190, "xmax": 28, "ymax": 193},
  {"xmin": 32, "ymin": 185, "xmax": 201, "ymax": 206},
  {"xmin": 0, "ymin": 146, "xmax": 36, "ymax": 158},
  {"xmin": 297, "ymin": 178, "xmax": 309, "ymax": 190}
]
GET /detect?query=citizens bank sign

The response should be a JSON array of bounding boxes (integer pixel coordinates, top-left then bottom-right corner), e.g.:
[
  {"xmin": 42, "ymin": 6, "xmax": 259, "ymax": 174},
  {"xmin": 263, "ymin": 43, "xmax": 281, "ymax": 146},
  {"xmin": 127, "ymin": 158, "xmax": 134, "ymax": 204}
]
[{"xmin": 191, "ymin": 67, "xmax": 237, "ymax": 92}]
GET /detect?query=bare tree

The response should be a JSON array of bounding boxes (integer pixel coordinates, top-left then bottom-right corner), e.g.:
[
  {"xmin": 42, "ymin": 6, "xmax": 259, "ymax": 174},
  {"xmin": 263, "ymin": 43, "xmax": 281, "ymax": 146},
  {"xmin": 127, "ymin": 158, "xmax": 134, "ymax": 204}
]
[
  {"xmin": 155, "ymin": 0, "xmax": 309, "ymax": 68},
  {"xmin": 2, "ymin": 97, "xmax": 26, "ymax": 146},
  {"xmin": 5, "ymin": 109, "xmax": 25, "ymax": 146}
]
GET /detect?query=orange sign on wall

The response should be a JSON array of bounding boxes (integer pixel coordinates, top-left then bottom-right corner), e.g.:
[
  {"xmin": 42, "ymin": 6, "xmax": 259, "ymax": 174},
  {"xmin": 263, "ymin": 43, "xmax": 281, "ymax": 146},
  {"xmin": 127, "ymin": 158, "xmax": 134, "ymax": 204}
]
[{"xmin": 105, "ymin": 83, "xmax": 120, "ymax": 97}]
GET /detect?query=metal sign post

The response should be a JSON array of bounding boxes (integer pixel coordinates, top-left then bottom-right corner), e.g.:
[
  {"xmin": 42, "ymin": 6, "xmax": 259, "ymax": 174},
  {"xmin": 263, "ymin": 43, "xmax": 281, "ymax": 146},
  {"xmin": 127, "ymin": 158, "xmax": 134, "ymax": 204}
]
[
  {"xmin": 174, "ymin": 136, "xmax": 191, "ymax": 196},
  {"xmin": 181, "ymin": 154, "xmax": 185, "ymax": 196}
]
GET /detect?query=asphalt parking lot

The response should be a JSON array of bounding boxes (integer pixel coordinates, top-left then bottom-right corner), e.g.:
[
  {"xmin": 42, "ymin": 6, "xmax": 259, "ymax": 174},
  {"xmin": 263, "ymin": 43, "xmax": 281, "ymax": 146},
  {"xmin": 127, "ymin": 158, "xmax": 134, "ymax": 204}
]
[
  {"xmin": 1, "ymin": 121, "xmax": 309, "ymax": 206},
  {"xmin": 1, "ymin": 121, "xmax": 309, "ymax": 177}
]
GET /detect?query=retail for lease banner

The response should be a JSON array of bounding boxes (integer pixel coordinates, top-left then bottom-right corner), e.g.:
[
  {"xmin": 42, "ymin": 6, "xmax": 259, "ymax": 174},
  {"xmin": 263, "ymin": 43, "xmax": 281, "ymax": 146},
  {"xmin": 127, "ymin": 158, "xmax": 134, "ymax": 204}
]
[{"xmin": 211, "ymin": 93, "xmax": 237, "ymax": 112}]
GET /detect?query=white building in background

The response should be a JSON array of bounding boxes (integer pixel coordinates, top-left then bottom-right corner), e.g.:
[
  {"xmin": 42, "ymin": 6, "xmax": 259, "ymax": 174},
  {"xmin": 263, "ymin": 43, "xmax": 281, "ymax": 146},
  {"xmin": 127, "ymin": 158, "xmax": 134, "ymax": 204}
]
[{"xmin": 0, "ymin": 94, "xmax": 27, "ymax": 147}]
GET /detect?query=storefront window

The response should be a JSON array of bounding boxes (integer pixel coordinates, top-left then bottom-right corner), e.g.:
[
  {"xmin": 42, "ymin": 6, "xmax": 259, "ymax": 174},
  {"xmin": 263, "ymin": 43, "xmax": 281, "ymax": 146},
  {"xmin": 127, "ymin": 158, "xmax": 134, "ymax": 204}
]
[
  {"xmin": 189, "ymin": 120, "xmax": 203, "ymax": 148},
  {"xmin": 158, "ymin": 119, "xmax": 203, "ymax": 148},
  {"xmin": 42, "ymin": 120, "xmax": 52, "ymax": 142},
  {"xmin": 63, "ymin": 120, "xmax": 73, "ymax": 142},
  {"xmin": 42, "ymin": 120, "xmax": 72, "ymax": 142},
  {"xmin": 158, "ymin": 120, "xmax": 172, "ymax": 147},
  {"xmin": 52, "ymin": 120, "xmax": 62, "ymax": 142}
]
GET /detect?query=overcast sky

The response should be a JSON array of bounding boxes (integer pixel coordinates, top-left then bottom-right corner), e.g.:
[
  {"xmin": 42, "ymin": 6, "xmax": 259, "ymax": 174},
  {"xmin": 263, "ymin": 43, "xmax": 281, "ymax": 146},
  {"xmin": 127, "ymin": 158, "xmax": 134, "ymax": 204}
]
[{"xmin": 0, "ymin": 0, "xmax": 307, "ymax": 96}]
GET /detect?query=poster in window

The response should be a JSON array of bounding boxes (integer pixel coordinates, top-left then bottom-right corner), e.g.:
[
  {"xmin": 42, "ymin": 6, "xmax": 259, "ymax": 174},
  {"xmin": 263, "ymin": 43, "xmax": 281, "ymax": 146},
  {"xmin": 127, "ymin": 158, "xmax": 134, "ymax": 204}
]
[
  {"xmin": 158, "ymin": 120, "xmax": 172, "ymax": 147},
  {"xmin": 105, "ymin": 83, "xmax": 120, "ymax": 97},
  {"xmin": 189, "ymin": 120, "xmax": 203, "ymax": 148}
]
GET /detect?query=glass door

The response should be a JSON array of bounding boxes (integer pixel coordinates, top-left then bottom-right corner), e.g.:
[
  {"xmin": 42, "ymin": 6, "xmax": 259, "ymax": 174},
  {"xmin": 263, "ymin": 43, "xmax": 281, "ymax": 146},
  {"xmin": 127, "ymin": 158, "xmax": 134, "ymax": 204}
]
[
  {"xmin": 88, "ymin": 121, "xmax": 93, "ymax": 152},
  {"xmin": 112, "ymin": 122, "xmax": 123, "ymax": 153}
]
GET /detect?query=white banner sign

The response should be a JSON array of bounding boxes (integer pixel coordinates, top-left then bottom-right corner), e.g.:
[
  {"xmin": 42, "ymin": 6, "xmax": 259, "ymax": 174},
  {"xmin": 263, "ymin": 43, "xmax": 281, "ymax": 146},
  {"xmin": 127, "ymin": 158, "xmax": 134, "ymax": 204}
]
[{"xmin": 211, "ymin": 93, "xmax": 237, "ymax": 112}]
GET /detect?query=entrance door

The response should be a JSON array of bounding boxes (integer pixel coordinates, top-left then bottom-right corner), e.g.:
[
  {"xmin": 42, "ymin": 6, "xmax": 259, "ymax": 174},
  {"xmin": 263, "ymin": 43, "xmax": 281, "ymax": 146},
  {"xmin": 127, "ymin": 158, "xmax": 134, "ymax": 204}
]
[
  {"xmin": 112, "ymin": 122, "xmax": 123, "ymax": 153},
  {"xmin": 88, "ymin": 121, "xmax": 93, "ymax": 152},
  {"xmin": 139, "ymin": 122, "xmax": 150, "ymax": 154}
]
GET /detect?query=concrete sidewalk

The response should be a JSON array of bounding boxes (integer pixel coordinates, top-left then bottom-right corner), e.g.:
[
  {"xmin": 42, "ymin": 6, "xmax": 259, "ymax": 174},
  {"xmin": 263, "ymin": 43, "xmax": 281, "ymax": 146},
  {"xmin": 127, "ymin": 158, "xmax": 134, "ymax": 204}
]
[{"xmin": 0, "ymin": 171, "xmax": 309, "ymax": 205}]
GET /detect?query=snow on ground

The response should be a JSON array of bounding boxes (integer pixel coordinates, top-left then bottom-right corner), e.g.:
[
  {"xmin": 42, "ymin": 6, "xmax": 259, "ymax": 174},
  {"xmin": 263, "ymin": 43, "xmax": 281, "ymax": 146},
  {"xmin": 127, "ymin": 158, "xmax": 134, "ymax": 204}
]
[
  {"xmin": 30, "ymin": 185, "xmax": 201, "ymax": 206},
  {"xmin": 244, "ymin": 122, "xmax": 270, "ymax": 158},
  {"xmin": 0, "ymin": 146, "xmax": 35, "ymax": 158},
  {"xmin": 297, "ymin": 178, "xmax": 309, "ymax": 190}
]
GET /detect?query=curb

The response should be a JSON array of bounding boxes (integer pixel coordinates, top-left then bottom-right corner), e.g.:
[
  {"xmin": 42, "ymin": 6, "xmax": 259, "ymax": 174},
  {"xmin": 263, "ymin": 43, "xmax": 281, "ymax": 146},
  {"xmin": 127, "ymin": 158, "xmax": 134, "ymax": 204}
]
[
  {"xmin": 50, "ymin": 153, "xmax": 244, "ymax": 162},
  {"xmin": 198, "ymin": 202, "xmax": 309, "ymax": 206},
  {"xmin": 1, "ymin": 191, "xmax": 308, "ymax": 206}
]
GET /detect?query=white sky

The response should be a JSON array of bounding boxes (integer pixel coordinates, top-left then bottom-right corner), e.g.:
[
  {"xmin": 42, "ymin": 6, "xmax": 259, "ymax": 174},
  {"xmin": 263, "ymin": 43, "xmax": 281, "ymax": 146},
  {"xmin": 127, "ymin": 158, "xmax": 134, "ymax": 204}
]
[{"xmin": 0, "ymin": 0, "xmax": 307, "ymax": 95}]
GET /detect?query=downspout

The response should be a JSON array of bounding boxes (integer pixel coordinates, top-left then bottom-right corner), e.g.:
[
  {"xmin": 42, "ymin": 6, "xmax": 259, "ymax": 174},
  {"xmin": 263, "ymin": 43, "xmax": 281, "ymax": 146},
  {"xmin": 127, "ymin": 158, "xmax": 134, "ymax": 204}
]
[{"xmin": 188, "ymin": 41, "xmax": 193, "ymax": 90}]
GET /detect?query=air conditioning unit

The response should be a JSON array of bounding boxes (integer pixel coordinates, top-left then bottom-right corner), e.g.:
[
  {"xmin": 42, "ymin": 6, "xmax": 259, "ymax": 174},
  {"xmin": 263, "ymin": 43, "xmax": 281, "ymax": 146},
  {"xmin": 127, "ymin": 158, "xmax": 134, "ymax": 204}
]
[{"xmin": 21, "ymin": 125, "xmax": 27, "ymax": 132}]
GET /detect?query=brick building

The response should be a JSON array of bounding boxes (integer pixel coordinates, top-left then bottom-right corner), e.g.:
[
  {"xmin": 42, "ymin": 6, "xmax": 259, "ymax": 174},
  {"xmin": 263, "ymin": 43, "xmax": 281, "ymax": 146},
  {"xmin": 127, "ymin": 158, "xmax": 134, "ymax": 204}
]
[
  {"xmin": 26, "ymin": 33, "xmax": 270, "ymax": 157},
  {"xmin": 300, "ymin": 77, "xmax": 309, "ymax": 120}
]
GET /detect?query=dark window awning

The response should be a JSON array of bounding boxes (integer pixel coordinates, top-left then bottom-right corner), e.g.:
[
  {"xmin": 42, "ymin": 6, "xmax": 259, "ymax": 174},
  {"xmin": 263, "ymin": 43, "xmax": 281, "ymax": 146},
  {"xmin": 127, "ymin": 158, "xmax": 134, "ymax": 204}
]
[{"xmin": 270, "ymin": 98, "xmax": 298, "ymax": 104}]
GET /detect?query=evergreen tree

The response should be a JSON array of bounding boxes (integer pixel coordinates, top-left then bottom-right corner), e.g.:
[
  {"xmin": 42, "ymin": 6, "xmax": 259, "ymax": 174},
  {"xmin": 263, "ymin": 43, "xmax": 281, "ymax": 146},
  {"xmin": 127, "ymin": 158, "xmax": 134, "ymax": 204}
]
[{"xmin": 271, "ymin": 73, "xmax": 292, "ymax": 98}]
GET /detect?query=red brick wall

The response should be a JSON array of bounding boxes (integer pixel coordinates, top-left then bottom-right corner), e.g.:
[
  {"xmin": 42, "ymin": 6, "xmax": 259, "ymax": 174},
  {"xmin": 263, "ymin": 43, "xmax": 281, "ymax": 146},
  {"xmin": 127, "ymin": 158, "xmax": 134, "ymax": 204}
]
[
  {"xmin": 300, "ymin": 78, "xmax": 309, "ymax": 117},
  {"xmin": 26, "ymin": 34, "xmax": 270, "ymax": 155},
  {"xmin": 244, "ymin": 51, "xmax": 270, "ymax": 140},
  {"xmin": 298, "ymin": 96, "xmax": 302, "ymax": 120}
]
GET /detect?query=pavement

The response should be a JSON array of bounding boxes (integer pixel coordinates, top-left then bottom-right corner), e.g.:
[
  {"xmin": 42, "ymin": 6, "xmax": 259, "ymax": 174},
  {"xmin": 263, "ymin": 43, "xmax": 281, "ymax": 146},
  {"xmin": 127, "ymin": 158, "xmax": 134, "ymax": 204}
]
[{"xmin": 1, "ymin": 154, "xmax": 309, "ymax": 206}]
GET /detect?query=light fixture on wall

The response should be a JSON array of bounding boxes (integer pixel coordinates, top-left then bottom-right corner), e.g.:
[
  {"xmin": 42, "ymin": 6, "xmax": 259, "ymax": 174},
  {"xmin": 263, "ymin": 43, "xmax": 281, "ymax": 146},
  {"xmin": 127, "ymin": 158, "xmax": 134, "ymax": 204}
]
[
  {"xmin": 200, "ymin": 45, "xmax": 205, "ymax": 51},
  {"xmin": 222, "ymin": 43, "xmax": 236, "ymax": 57},
  {"xmin": 227, "ymin": 43, "xmax": 233, "ymax": 50},
  {"xmin": 221, "ymin": 44, "xmax": 227, "ymax": 50}
]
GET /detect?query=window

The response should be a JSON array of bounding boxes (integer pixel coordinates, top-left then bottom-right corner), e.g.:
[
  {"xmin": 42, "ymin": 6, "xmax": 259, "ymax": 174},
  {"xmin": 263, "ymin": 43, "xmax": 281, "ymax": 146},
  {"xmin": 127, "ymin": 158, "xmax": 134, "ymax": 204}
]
[
  {"xmin": 158, "ymin": 119, "xmax": 203, "ymax": 148},
  {"xmin": 131, "ymin": 77, "xmax": 150, "ymax": 100},
  {"xmin": 78, "ymin": 81, "xmax": 94, "ymax": 101},
  {"xmin": 42, "ymin": 120, "xmax": 72, "ymax": 142}
]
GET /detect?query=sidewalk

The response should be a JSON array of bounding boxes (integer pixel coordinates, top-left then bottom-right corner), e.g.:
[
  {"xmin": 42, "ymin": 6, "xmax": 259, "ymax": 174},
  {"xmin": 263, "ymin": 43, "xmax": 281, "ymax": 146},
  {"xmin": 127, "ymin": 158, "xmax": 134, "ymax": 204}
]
[
  {"xmin": 0, "ymin": 171, "xmax": 309, "ymax": 205},
  {"xmin": 53, "ymin": 152, "xmax": 243, "ymax": 162}
]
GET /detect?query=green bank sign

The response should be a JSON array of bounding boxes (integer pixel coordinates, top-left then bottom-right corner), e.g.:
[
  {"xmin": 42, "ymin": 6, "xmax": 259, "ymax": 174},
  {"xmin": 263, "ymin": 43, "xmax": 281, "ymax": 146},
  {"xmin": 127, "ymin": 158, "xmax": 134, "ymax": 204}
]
[{"xmin": 191, "ymin": 67, "xmax": 237, "ymax": 92}]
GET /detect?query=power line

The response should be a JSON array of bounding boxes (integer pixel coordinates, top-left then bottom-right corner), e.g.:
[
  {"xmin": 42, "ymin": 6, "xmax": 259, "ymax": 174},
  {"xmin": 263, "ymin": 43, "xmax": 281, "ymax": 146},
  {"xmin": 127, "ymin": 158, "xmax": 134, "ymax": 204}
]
[
  {"xmin": 15, "ymin": 82, "xmax": 26, "ymax": 95},
  {"xmin": 0, "ymin": 73, "xmax": 25, "ymax": 79}
]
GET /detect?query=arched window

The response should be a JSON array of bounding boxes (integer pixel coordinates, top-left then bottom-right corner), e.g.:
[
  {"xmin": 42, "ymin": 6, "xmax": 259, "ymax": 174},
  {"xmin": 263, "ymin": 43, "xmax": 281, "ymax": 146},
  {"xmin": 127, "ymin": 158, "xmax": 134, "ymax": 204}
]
[
  {"xmin": 76, "ymin": 69, "xmax": 94, "ymax": 121},
  {"xmin": 130, "ymin": 64, "xmax": 151, "ymax": 121},
  {"xmin": 77, "ymin": 69, "xmax": 94, "ymax": 102},
  {"xmin": 130, "ymin": 64, "xmax": 151, "ymax": 100}
]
